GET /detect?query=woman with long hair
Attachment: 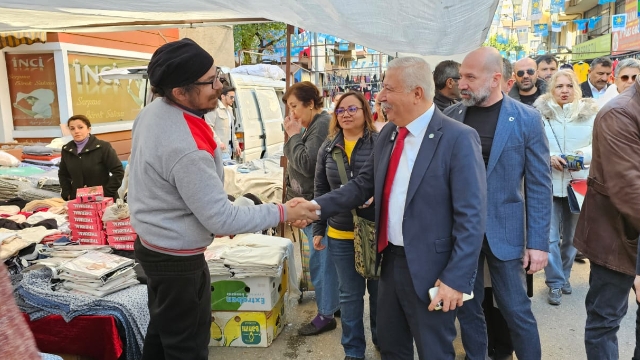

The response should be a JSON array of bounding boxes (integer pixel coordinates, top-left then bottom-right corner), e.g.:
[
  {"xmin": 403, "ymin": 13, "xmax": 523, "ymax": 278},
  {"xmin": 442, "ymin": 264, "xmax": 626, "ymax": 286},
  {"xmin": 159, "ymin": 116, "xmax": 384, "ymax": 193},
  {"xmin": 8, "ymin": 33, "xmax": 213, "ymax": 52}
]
[
  {"xmin": 533, "ymin": 70, "xmax": 599, "ymax": 306},
  {"xmin": 314, "ymin": 91, "xmax": 379, "ymax": 360}
]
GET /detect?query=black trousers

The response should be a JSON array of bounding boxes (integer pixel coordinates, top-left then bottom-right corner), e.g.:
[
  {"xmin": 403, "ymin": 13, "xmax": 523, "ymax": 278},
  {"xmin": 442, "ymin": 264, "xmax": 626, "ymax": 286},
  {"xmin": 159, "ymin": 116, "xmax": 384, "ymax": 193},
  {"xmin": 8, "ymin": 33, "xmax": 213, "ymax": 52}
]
[
  {"xmin": 134, "ymin": 239, "xmax": 211, "ymax": 360},
  {"xmin": 377, "ymin": 245, "xmax": 458, "ymax": 360}
]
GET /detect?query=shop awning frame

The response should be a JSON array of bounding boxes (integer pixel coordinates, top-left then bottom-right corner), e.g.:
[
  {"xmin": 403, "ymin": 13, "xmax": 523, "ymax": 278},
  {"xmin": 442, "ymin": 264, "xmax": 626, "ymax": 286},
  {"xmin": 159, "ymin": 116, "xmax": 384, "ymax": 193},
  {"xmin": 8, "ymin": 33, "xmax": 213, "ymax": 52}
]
[{"xmin": 0, "ymin": 31, "xmax": 46, "ymax": 50}]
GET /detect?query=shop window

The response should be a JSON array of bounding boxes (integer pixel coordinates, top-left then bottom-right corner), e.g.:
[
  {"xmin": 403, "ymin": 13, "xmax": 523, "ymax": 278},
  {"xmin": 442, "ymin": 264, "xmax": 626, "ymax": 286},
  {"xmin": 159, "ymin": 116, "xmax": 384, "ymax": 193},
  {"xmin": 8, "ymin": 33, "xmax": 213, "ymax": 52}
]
[
  {"xmin": 67, "ymin": 53, "xmax": 148, "ymax": 125},
  {"xmin": 6, "ymin": 53, "xmax": 60, "ymax": 129}
]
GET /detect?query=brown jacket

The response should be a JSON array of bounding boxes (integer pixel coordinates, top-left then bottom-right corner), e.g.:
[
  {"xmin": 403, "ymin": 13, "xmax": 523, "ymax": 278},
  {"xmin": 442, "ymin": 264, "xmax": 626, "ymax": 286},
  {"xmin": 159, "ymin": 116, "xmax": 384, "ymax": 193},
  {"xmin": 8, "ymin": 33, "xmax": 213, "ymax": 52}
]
[{"xmin": 573, "ymin": 79, "xmax": 640, "ymax": 276}]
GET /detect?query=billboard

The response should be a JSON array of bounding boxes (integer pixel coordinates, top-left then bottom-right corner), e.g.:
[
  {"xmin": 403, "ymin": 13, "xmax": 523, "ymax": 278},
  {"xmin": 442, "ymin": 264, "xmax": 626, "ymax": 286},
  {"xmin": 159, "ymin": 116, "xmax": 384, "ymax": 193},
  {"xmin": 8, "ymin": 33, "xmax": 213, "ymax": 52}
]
[
  {"xmin": 68, "ymin": 53, "xmax": 148, "ymax": 124},
  {"xmin": 5, "ymin": 53, "xmax": 60, "ymax": 127},
  {"xmin": 612, "ymin": 0, "xmax": 640, "ymax": 55}
]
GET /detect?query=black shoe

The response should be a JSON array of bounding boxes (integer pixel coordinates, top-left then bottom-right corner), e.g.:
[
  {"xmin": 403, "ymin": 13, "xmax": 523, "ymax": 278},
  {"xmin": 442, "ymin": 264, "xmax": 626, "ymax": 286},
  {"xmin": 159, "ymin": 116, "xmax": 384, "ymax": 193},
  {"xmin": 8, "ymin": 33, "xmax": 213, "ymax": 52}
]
[
  {"xmin": 334, "ymin": 309, "xmax": 341, "ymax": 317},
  {"xmin": 345, "ymin": 357, "xmax": 365, "ymax": 360},
  {"xmin": 297, "ymin": 318, "xmax": 337, "ymax": 336},
  {"xmin": 574, "ymin": 252, "xmax": 587, "ymax": 263}
]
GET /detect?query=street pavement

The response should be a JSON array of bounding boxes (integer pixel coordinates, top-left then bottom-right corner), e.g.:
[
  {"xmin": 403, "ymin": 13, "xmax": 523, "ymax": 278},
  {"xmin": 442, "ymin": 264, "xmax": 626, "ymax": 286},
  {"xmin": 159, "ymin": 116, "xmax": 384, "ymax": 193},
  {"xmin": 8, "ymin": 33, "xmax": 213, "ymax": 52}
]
[{"xmin": 209, "ymin": 238, "xmax": 638, "ymax": 360}]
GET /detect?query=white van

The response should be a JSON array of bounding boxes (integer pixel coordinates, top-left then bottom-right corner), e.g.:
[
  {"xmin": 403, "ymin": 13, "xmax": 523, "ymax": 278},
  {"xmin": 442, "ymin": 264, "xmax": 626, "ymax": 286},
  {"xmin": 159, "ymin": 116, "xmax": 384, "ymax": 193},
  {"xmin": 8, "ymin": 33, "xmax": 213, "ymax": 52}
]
[
  {"xmin": 221, "ymin": 70, "xmax": 285, "ymax": 162},
  {"xmin": 99, "ymin": 66, "xmax": 285, "ymax": 162}
]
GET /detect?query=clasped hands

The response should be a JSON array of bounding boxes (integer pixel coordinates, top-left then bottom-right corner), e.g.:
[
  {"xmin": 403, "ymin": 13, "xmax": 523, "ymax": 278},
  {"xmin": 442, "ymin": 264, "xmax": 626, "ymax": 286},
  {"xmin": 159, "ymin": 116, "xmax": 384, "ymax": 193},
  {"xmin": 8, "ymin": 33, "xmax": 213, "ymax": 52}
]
[{"xmin": 283, "ymin": 197, "xmax": 320, "ymax": 227}]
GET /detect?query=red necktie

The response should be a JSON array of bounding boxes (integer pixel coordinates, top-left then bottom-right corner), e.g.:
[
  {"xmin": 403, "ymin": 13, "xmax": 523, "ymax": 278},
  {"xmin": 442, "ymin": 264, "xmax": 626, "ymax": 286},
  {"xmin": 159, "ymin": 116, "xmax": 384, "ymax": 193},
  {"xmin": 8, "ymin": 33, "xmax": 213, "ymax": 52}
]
[{"xmin": 378, "ymin": 127, "xmax": 409, "ymax": 252}]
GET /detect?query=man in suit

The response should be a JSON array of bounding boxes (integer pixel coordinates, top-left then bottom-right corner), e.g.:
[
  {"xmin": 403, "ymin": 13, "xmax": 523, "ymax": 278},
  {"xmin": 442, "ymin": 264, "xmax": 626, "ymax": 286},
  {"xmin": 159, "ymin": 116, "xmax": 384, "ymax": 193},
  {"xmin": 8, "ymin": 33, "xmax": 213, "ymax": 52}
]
[
  {"xmin": 579, "ymin": 57, "xmax": 612, "ymax": 99},
  {"xmin": 311, "ymin": 56, "xmax": 487, "ymax": 360},
  {"xmin": 444, "ymin": 47, "xmax": 552, "ymax": 360}
]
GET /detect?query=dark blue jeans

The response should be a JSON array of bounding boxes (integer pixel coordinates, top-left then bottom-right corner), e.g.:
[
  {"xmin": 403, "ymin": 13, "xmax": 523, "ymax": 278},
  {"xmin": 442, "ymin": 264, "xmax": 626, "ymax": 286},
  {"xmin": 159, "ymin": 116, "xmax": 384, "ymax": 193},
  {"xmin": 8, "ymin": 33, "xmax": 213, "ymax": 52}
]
[
  {"xmin": 302, "ymin": 225, "xmax": 340, "ymax": 316},
  {"xmin": 585, "ymin": 262, "xmax": 640, "ymax": 360},
  {"xmin": 328, "ymin": 237, "xmax": 378, "ymax": 358},
  {"xmin": 458, "ymin": 239, "xmax": 541, "ymax": 360}
]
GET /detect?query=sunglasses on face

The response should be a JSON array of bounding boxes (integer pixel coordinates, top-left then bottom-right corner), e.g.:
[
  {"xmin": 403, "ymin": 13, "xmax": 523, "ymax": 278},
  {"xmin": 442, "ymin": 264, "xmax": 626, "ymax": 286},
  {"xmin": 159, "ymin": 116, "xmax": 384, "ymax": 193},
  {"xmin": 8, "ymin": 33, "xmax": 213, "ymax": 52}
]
[
  {"xmin": 193, "ymin": 68, "xmax": 222, "ymax": 89},
  {"xmin": 335, "ymin": 106, "xmax": 362, "ymax": 116},
  {"xmin": 516, "ymin": 69, "xmax": 536, "ymax": 77},
  {"xmin": 620, "ymin": 74, "xmax": 638, "ymax": 82}
]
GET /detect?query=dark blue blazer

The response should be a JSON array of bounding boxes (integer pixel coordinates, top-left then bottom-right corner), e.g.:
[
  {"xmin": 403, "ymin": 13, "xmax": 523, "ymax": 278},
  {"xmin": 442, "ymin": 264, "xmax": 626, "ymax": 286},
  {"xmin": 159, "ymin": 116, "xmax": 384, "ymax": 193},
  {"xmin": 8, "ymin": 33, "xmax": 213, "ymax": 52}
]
[{"xmin": 314, "ymin": 107, "xmax": 487, "ymax": 302}]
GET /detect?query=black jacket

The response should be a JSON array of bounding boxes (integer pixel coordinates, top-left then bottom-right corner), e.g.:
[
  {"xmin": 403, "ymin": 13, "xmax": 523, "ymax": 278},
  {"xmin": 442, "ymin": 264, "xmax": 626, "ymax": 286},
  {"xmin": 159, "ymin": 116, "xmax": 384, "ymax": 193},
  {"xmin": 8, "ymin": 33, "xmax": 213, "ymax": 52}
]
[
  {"xmin": 434, "ymin": 91, "xmax": 458, "ymax": 112},
  {"xmin": 508, "ymin": 78, "xmax": 547, "ymax": 104},
  {"xmin": 58, "ymin": 134, "xmax": 125, "ymax": 200},
  {"xmin": 313, "ymin": 129, "xmax": 378, "ymax": 237},
  {"xmin": 283, "ymin": 111, "xmax": 331, "ymax": 201},
  {"xmin": 580, "ymin": 80, "xmax": 609, "ymax": 98}
]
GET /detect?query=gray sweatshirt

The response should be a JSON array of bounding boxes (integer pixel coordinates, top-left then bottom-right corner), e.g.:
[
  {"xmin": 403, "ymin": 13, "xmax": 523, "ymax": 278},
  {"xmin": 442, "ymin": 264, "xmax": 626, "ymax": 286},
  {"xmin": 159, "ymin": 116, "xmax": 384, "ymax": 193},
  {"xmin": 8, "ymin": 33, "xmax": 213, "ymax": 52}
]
[{"xmin": 128, "ymin": 98, "xmax": 281, "ymax": 256}]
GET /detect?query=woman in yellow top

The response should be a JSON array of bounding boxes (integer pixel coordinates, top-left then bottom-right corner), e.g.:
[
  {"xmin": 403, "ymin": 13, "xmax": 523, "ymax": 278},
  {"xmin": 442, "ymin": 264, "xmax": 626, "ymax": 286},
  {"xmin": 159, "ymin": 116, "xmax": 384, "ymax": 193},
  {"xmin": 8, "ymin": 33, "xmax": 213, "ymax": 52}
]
[{"xmin": 313, "ymin": 91, "xmax": 379, "ymax": 360}]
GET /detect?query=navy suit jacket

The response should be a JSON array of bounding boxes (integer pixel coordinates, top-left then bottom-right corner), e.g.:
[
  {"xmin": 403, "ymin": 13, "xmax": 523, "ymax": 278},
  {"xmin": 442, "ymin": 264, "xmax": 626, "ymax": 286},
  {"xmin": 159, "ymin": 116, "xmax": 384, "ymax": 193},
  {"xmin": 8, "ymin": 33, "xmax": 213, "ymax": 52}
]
[
  {"xmin": 444, "ymin": 95, "xmax": 552, "ymax": 261},
  {"xmin": 314, "ymin": 107, "xmax": 487, "ymax": 302}
]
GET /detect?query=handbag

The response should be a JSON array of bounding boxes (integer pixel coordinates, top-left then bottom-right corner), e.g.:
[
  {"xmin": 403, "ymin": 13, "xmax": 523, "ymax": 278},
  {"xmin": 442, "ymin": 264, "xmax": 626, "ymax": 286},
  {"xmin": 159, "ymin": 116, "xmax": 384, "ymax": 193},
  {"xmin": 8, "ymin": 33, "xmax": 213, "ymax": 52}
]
[
  {"xmin": 546, "ymin": 119, "xmax": 586, "ymax": 214},
  {"xmin": 331, "ymin": 147, "xmax": 380, "ymax": 279}
]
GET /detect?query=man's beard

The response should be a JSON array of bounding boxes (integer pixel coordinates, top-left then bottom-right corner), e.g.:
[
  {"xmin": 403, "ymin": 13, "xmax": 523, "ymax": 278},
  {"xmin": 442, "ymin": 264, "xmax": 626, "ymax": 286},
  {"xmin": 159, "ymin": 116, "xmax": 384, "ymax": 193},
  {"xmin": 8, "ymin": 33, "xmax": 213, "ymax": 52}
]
[
  {"xmin": 460, "ymin": 85, "xmax": 491, "ymax": 107},
  {"xmin": 518, "ymin": 79, "xmax": 535, "ymax": 92}
]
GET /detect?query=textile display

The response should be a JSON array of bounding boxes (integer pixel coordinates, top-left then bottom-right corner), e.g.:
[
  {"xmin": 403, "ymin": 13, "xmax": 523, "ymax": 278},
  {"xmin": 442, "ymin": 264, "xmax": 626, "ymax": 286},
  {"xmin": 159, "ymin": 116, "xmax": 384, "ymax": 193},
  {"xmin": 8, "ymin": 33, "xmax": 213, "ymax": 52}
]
[
  {"xmin": 223, "ymin": 158, "xmax": 284, "ymax": 204},
  {"xmin": 15, "ymin": 267, "xmax": 148, "ymax": 360}
]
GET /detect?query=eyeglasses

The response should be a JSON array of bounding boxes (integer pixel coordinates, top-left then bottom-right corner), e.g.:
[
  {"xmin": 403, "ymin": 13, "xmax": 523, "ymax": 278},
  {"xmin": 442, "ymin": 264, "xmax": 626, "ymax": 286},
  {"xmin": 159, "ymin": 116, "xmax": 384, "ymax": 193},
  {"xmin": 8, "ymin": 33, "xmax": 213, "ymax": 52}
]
[
  {"xmin": 225, "ymin": 95, "xmax": 235, "ymax": 100},
  {"xmin": 193, "ymin": 68, "xmax": 222, "ymax": 89},
  {"xmin": 516, "ymin": 69, "xmax": 536, "ymax": 77},
  {"xmin": 451, "ymin": 77, "xmax": 461, "ymax": 81},
  {"xmin": 620, "ymin": 74, "xmax": 638, "ymax": 82},
  {"xmin": 335, "ymin": 106, "xmax": 362, "ymax": 116}
]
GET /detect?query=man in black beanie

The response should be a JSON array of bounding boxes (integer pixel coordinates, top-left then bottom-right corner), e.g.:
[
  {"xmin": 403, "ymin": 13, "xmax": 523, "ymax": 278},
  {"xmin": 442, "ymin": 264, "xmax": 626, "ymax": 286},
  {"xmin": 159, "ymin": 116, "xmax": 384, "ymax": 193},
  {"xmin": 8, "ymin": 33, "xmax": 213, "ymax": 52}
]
[{"xmin": 129, "ymin": 38, "xmax": 320, "ymax": 360}]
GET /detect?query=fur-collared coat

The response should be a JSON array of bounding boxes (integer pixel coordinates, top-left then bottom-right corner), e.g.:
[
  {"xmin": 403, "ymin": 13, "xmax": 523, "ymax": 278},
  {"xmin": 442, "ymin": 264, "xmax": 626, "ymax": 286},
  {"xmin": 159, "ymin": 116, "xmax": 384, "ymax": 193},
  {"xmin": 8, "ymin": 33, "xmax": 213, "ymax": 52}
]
[{"xmin": 533, "ymin": 94, "xmax": 599, "ymax": 197}]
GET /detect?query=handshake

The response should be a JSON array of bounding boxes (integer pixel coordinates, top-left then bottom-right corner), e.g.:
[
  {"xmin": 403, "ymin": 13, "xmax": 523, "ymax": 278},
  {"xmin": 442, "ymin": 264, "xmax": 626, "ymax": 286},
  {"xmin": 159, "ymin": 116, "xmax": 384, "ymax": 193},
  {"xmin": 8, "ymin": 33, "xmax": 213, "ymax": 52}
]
[{"xmin": 283, "ymin": 198, "xmax": 321, "ymax": 228}]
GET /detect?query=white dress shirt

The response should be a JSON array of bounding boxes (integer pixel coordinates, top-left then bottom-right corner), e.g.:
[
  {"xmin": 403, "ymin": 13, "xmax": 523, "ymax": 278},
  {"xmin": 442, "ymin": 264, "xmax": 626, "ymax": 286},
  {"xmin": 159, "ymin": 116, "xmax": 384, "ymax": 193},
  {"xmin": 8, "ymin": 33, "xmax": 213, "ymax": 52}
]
[
  {"xmin": 588, "ymin": 80, "xmax": 608, "ymax": 99},
  {"xmin": 387, "ymin": 104, "xmax": 435, "ymax": 247}
]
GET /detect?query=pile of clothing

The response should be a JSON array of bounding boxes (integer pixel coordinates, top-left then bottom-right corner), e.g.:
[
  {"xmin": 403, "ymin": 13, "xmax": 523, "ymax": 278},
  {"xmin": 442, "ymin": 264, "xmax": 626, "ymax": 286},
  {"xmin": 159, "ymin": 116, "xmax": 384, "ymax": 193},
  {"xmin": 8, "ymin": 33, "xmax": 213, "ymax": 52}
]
[
  {"xmin": 14, "ymin": 264, "xmax": 148, "ymax": 360},
  {"xmin": 21, "ymin": 145, "xmax": 61, "ymax": 167}
]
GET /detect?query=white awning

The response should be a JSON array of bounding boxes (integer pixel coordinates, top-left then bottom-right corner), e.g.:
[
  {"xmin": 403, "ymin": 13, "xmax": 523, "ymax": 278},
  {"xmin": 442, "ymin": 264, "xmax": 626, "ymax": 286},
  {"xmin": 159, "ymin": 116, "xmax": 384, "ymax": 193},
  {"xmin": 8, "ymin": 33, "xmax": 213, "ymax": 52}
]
[{"xmin": 0, "ymin": 0, "xmax": 499, "ymax": 56}]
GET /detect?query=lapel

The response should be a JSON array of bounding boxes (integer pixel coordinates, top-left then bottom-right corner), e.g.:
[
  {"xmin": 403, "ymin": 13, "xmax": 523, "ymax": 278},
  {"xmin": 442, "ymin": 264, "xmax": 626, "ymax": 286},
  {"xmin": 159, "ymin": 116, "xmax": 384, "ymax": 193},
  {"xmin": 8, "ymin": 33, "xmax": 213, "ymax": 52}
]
[
  {"xmin": 486, "ymin": 97, "xmax": 515, "ymax": 177},
  {"xmin": 375, "ymin": 125, "xmax": 395, "ymax": 203},
  {"xmin": 405, "ymin": 112, "xmax": 443, "ymax": 205},
  {"xmin": 449, "ymin": 104, "xmax": 467, "ymax": 123}
]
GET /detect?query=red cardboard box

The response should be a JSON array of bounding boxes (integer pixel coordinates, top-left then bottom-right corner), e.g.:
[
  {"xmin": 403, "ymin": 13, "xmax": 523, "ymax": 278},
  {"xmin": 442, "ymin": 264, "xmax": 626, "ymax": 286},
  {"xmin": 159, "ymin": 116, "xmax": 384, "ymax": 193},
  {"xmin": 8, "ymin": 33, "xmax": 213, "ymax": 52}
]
[
  {"xmin": 67, "ymin": 198, "xmax": 113, "ymax": 211},
  {"xmin": 75, "ymin": 235, "xmax": 107, "ymax": 246},
  {"xmin": 69, "ymin": 222, "xmax": 102, "ymax": 232},
  {"xmin": 69, "ymin": 216, "xmax": 103, "ymax": 226},
  {"xmin": 104, "ymin": 218, "xmax": 132, "ymax": 229},
  {"xmin": 70, "ymin": 209, "xmax": 101, "ymax": 218},
  {"xmin": 107, "ymin": 234, "xmax": 137, "ymax": 243},
  {"xmin": 76, "ymin": 186, "xmax": 104, "ymax": 203},
  {"xmin": 105, "ymin": 226, "xmax": 136, "ymax": 236},
  {"xmin": 109, "ymin": 241, "xmax": 134, "ymax": 251}
]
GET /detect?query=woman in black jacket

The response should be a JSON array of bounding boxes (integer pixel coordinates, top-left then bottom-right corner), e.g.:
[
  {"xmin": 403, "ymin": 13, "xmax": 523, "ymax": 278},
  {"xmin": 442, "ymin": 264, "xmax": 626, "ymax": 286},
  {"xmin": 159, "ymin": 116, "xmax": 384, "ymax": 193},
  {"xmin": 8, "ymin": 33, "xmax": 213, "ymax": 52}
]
[
  {"xmin": 58, "ymin": 115, "xmax": 125, "ymax": 200},
  {"xmin": 313, "ymin": 91, "xmax": 379, "ymax": 360}
]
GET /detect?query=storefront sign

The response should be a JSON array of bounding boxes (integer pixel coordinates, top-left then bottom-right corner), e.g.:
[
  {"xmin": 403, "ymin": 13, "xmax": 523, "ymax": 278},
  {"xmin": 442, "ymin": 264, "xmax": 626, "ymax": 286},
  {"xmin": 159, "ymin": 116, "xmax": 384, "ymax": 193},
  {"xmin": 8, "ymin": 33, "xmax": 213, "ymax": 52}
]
[
  {"xmin": 572, "ymin": 34, "xmax": 612, "ymax": 61},
  {"xmin": 5, "ymin": 53, "xmax": 60, "ymax": 127},
  {"xmin": 68, "ymin": 53, "xmax": 148, "ymax": 124},
  {"xmin": 612, "ymin": 0, "xmax": 640, "ymax": 55}
]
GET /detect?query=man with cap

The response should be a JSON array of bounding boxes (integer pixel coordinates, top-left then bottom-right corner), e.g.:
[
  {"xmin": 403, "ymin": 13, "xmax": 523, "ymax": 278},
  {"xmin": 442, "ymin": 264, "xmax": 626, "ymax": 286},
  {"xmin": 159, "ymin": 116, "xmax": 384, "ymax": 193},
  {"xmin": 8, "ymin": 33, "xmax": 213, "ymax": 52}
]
[{"xmin": 128, "ymin": 38, "xmax": 319, "ymax": 360}]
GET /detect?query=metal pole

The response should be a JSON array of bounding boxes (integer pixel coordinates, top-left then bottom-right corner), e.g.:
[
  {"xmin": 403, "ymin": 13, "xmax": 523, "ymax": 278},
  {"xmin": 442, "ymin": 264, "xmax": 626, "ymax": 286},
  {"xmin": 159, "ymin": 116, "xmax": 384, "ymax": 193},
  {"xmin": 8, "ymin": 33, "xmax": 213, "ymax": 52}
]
[
  {"xmin": 313, "ymin": 32, "xmax": 320, "ymax": 86},
  {"xmin": 280, "ymin": 24, "xmax": 294, "ymax": 237}
]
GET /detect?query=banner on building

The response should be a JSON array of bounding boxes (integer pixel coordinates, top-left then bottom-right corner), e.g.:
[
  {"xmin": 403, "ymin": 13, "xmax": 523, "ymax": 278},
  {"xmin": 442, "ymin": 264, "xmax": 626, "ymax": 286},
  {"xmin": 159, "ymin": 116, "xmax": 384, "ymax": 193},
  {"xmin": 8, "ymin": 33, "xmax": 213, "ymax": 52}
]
[
  {"xmin": 552, "ymin": 22, "xmax": 565, "ymax": 32},
  {"xmin": 612, "ymin": 0, "xmax": 640, "ymax": 55},
  {"xmin": 588, "ymin": 16, "xmax": 602, "ymax": 30},
  {"xmin": 517, "ymin": 26, "xmax": 529, "ymax": 44},
  {"xmin": 530, "ymin": 0, "xmax": 542, "ymax": 21},
  {"xmin": 573, "ymin": 19, "xmax": 589, "ymax": 31},
  {"xmin": 517, "ymin": 50, "xmax": 527, "ymax": 60},
  {"xmin": 598, "ymin": 0, "xmax": 616, "ymax": 4},
  {"xmin": 612, "ymin": 14, "xmax": 627, "ymax": 31},
  {"xmin": 534, "ymin": 23, "xmax": 549, "ymax": 37},
  {"xmin": 67, "ymin": 53, "xmax": 148, "ymax": 124},
  {"xmin": 5, "ymin": 53, "xmax": 60, "ymax": 127},
  {"xmin": 551, "ymin": 0, "xmax": 565, "ymax": 14}
]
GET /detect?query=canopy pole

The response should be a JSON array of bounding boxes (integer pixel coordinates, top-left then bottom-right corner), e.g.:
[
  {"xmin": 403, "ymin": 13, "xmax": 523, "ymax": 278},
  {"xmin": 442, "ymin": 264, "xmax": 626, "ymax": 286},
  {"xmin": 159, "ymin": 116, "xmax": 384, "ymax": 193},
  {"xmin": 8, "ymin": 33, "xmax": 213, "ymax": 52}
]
[{"xmin": 280, "ymin": 24, "xmax": 294, "ymax": 238}]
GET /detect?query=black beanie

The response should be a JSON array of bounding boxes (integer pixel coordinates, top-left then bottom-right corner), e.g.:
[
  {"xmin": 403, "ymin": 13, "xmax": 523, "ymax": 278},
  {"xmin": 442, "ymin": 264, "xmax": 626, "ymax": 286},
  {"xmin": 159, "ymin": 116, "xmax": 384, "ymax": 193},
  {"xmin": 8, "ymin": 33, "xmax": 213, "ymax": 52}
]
[{"xmin": 147, "ymin": 38, "xmax": 214, "ymax": 89}]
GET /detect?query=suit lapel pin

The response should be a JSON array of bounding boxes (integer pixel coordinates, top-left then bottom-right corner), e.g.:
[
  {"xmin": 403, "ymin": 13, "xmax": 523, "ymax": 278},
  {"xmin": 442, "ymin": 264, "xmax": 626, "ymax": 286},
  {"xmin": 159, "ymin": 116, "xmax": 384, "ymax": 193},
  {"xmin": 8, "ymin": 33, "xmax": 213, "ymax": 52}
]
[
  {"xmin": 458, "ymin": 109, "xmax": 463, "ymax": 114},
  {"xmin": 509, "ymin": 117, "xmax": 515, "ymax": 122},
  {"xmin": 429, "ymin": 134, "xmax": 434, "ymax": 139}
]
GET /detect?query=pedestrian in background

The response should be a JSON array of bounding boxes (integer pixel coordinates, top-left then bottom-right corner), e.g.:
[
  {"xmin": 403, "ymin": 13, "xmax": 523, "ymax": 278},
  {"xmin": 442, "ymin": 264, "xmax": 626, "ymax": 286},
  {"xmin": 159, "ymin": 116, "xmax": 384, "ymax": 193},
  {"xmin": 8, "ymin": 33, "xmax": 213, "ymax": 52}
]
[{"xmin": 533, "ymin": 70, "xmax": 598, "ymax": 306}]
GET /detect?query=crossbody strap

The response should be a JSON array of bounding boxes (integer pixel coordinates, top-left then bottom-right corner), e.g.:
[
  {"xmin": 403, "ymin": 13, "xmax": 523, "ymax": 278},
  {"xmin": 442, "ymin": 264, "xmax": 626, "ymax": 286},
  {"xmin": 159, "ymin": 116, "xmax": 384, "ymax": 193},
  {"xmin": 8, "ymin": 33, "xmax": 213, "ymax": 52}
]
[
  {"xmin": 331, "ymin": 147, "xmax": 358, "ymax": 218},
  {"xmin": 546, "ymin": 119, "xmax": 573, "ymax": 180}
]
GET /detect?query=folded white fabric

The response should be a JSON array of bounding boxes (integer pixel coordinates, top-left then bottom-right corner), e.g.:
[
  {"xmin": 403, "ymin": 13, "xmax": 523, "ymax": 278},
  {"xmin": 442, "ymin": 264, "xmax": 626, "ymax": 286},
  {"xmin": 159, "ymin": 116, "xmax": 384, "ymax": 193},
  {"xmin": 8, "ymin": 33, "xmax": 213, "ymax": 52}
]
[
  {"xmin": 26, "ymin": 211, "xmax": 68, "ymax": 227},
  {"xmin": 0, "ymin": 205, "xmax": 20, "ymax": 215}
]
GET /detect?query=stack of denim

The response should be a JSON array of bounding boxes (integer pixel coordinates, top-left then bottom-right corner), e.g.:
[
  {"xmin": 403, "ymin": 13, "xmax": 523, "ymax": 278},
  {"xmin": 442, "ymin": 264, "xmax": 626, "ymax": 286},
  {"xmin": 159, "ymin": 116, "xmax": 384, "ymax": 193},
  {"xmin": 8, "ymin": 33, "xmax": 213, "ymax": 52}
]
[{"xmin": 15, "ymin": 268, "xmax": 149, "ymax": 360}]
